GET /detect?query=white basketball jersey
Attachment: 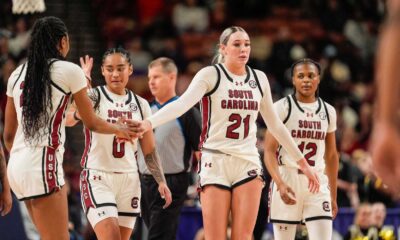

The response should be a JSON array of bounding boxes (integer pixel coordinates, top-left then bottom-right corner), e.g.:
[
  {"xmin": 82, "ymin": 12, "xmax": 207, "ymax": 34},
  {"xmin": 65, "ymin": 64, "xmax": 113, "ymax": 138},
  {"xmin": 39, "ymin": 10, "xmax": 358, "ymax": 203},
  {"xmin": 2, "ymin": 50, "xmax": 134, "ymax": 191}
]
[
  {"xmin": 6, "ymin": 61, "xmax": 87, "ymax": 153},
  {"xmin": 275, "ymin": 95, "xmax": 337, "ymax": 172},
  {"xmin": 199, "ymin": 64, "xmax": 264, "ymax": 163},
  {"xmin": 80, "ymin": 86, "xmax": 151, "ymax": 173}
]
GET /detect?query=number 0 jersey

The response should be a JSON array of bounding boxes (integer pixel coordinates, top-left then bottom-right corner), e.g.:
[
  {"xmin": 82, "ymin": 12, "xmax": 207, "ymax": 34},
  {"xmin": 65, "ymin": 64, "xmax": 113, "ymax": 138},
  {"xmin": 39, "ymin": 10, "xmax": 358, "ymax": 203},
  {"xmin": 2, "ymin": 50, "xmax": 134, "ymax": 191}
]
[
  {"xmin": 80, "ymin": 86, "xmax": 151, "ymax": 173},
  {"xmin": 199, "ymin": 64, "xmax": 264, "ymax": 163},
  {"xmin": 274, "ymin": 95, "xmax": 337, "ymax": 172}
]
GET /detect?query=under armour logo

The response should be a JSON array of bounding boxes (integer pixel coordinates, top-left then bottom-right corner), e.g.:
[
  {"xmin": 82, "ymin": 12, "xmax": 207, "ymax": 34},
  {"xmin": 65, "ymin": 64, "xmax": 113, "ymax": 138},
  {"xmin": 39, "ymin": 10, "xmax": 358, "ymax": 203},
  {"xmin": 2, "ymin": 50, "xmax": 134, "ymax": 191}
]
[
  {"xmin": 306, "ymin": 112, "xmax": 314, "ymax": 117},
  {"xmin": 98, "ymin": 211, "xmax": 106, "ymax": 217},
  {"xmin": 204, "ymin": 162, "xmax": 212, "ymax": 168},
  {"xmin": 93, "ymin": 175, "xmax": 102, "ymax": 181},
  {"xmin": 279, "ymin": 225, "xmax": 288, "ymax": 231}
]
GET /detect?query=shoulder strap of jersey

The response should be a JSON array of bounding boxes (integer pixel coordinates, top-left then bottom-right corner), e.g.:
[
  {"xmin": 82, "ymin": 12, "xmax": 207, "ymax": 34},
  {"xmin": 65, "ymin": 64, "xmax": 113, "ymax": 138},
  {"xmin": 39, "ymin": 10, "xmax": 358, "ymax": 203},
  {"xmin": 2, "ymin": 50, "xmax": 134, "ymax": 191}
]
[
  {"xmin": 133, "ymin": 92, "xmax": 144, "ymax": 120},
  {"xmin": 124, "ymin": 89, "xmax": 133, "ymax": 105},
  {"xmin": 204, "ymin": 65, "xmax": 221, "ymax": 97},
  {"xmin": 249, "ymin": 67, "xmax": 264, "ymax": 97},
  {"xmin": 99, "ymin": 85, "xmax": 114, "ymax": 103},
  {"xmin": 283, "ymin": 95, "xmax": 292, "ymax": 124},
  {"xmin": 92, "ymin": 87, "xmax": 101, "ymax": 111},
  {"xmin": 321, "ymin": 99, "xmax": 330, "ymax": 125},
  {"xmin": 12, "ymin": 63, "xmax": 26, "ymax": 91},
  {"xmin": 48, "ymin": 59, "xmax": 72, "ymax": 95}
]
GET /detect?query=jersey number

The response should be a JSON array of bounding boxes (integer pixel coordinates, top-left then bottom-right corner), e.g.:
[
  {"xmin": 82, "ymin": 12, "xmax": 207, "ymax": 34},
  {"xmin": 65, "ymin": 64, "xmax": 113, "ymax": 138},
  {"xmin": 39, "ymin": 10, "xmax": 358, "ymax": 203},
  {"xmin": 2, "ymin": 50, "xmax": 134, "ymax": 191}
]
[
  {"xmin": 226, "ymin": 114, "xmax": 250, "ymax": 139},
  {"xmin": 298, "ymin": 141, "xmax": 317, "ymax": 166},
  {"xmin": 112, "ymin": 137, "xmax": 125, "ymax": 158}
]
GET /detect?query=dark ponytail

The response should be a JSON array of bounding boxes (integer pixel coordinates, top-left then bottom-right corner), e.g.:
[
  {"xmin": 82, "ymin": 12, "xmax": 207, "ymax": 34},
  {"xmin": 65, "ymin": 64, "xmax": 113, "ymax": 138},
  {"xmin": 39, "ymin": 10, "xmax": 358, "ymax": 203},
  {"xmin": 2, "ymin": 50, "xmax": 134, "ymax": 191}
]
[{"xmin": 22, "ymin": 16, "xmax": 68, "ymax": 141}]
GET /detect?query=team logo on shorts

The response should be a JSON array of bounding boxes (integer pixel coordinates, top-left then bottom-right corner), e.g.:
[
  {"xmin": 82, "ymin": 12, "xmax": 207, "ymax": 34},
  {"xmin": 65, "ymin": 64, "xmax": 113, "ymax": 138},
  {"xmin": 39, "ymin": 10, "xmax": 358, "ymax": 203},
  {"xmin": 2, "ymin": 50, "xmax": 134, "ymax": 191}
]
[
  {"xmin": 247, "ymin": 169, "xmax": 257, "ymax": 177},
  {"xmin": 248, "ymin": 80, "xmax": 257, "ymax": 89},
  {"xmin": 322, "ymin": 201, "xmax": 330, "ymax": 212},
  {"xmin": 278, "ymin": 225, "xmax": 288, "ymax": 231},
  {"xmin": 319, "ymin": 112, "xmax": 327, "ymax": 120},
  {"xmin": 129, "ymin": 103, "xmax": 138, "ymax": 112},
  {"xmin": 131, "ymin": 197, "xmax": 139, "ymax": 209}
]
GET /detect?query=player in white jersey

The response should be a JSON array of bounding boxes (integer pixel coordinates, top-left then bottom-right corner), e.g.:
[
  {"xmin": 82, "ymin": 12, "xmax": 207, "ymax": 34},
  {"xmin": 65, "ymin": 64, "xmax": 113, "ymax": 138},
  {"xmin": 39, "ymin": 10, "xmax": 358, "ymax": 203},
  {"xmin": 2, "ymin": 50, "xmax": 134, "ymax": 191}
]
[
  {"xmin": 3, "ymin": 17, "xmax": 138, "ymax": 240},
  {"xmin": 131, "ymin": 26, "xmax": 320, "ymax": 240},
  {"xmin": 67, "ymin": 48, "xmax": 172, "ymax": 240},
  {"xmin": 265, "ymin": 59, "xmax": 339, "ymax": 240}
]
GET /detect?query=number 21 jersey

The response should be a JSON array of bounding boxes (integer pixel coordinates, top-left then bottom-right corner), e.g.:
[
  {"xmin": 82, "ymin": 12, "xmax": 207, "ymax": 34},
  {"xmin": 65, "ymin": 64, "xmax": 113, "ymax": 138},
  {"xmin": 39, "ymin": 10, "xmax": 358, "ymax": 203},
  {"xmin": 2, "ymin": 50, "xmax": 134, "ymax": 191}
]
[{"xmin": 199, "ymin": 64, "xmax": 264, "ymax": 164}]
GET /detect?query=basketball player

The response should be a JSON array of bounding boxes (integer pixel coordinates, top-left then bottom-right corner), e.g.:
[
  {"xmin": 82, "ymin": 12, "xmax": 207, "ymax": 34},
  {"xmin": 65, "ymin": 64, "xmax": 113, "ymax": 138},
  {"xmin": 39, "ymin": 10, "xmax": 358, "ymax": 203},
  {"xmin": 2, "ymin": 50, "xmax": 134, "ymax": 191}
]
[
  {"xmin": 131, "ymin": 26, "xmax": 319, "ymax": 240},
  {"xmin": 265, "ymin": 59, "xmax": 339, "ymax": 240},
  {"xmin": 67, "ymin": 48, "xmax": 172, "ymax": 240},
  {"xmin": 370, "ymin": 0, "xmax": 400, "ymax": 192},
  {"xmin": 3, "ymin": 17, "xmax": 138, "ymax": 240}
]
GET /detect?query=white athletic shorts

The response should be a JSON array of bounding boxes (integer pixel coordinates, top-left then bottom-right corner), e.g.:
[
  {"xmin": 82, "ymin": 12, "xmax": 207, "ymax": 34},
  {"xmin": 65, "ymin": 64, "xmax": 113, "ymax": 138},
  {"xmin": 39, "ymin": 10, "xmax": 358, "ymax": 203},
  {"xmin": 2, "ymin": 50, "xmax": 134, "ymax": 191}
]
[
  {"xmin": 269, "ymin": 167, "xmax": 332, "ymax": 224},
  {"xmin": 198, "ymin": 150, "xmax": 263, "ymax": 191},
  {"xmin": 7, "ymin": 147, "xmax": 65, "ymax": 200},
  {"xmin": 80, "ymin": 169, "xmax": 141, "ymax": 229}
]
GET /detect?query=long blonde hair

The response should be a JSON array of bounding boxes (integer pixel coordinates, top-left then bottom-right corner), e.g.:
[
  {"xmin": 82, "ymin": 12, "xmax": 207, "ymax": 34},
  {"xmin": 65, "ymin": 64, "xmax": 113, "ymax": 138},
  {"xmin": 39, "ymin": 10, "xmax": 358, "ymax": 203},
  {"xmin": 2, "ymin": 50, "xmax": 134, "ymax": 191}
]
[{"xmin": 212, "ymin": 26, "xmax": 246, "ymax": 64}]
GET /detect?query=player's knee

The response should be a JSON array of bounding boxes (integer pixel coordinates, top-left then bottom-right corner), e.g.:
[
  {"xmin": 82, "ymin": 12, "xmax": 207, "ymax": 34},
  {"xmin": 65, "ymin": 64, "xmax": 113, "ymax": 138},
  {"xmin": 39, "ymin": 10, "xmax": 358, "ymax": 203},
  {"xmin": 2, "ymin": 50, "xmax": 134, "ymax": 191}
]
[
  {"xmin": 94, "ymin": 218, "xmax": 121, "ymax": 240},
  {"xmin": 231, "ymin": 232, "xmax": 253, "ymax": 240}
]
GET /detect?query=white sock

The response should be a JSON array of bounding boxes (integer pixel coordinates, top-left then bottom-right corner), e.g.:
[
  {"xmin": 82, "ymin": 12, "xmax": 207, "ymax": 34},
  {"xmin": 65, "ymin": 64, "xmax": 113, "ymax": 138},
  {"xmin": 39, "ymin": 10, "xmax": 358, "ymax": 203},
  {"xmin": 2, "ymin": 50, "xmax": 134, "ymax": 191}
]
[{"xmin": 305, "ymin": 219, "xmax": 332, "ymax": 240}]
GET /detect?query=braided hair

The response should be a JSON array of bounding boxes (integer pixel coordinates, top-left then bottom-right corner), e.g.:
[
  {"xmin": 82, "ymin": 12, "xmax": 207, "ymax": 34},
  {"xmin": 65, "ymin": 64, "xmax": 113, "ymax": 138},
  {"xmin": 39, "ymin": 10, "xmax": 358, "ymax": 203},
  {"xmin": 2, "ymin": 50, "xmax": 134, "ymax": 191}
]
[
  {"xmin": 22, "ymin": 16, "xmax": 68, "ymax": 141},
  {"xmin": 102, "ymin": 47, "xmax": 132, "ymax": 65}
]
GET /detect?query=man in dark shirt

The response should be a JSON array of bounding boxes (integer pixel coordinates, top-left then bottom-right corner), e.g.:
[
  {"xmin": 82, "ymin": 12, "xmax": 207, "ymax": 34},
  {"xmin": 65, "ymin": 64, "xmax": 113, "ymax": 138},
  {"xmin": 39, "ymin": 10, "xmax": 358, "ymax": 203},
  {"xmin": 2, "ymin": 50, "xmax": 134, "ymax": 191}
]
[{"xmin": 138, "ymin": 57, "xmax": 201, "ymax": 240}]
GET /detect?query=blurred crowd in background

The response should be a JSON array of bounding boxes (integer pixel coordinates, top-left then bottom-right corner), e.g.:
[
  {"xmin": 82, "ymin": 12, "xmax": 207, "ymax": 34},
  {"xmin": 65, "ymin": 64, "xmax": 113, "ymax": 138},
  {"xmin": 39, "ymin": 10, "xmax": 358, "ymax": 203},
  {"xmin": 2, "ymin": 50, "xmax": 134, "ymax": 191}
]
[{"xmin": 0, "ymin": 0, "xmax": 398, "ymax": 239}]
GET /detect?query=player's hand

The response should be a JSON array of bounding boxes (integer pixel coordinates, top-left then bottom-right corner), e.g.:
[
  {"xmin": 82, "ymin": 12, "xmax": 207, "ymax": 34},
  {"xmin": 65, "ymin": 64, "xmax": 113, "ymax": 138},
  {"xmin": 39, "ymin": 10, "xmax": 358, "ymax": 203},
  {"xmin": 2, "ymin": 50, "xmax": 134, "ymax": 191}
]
[
  {"xmin": 79, "ymin": 55, "xmax": 93, "ymax": 87},
  {"xmin": 158, "ymin": 182, "xmax": 172, "ymax": 209},
  {"xmin": 0, "ymin": 189, "xmax": 12, "ymax": 216},
  {"xmin": 139, "ymin": 120, "xmax": 152, "ymax": 134},
  {"xmin": 277, "ymin": 182, "xmax": 296, "ymax": 205},
  {"xmin": 114, "ymin": 118, "xmax": 142, "ymax": 141},
  {"xmin": 331, "ymin": 199, "xmax": 338, "ymax": 219},
  {"xmin": 297, "ymin": 158, "xmax": 320, "ymax": 193}
]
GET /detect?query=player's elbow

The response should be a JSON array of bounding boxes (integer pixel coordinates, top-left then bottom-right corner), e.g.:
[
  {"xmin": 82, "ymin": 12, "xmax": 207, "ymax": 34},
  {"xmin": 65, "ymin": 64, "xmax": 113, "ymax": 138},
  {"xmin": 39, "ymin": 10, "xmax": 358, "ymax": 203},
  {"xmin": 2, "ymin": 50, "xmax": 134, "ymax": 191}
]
[
  {"xmin": 326, "ymin": 151, "xmax": 339, "ymax": 165},
  {"xmin": 84, "ymin": 122, "xmax": 98, "ymax": 131},
  {"xmin": 3, "ymin": 133, "xmax": 14, "ymax": 152},
  {"xmin": 80, "ymin": 115, "xmax": 100, "ymax": 131}
]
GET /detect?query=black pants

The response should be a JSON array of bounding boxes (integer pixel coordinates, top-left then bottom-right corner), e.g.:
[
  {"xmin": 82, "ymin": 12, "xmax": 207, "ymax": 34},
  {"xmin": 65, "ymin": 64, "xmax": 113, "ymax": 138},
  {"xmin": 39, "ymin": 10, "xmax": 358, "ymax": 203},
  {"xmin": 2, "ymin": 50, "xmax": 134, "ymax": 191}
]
[
  {"xmin": 253, "ymin": 173, "xmax": 272, "ymax": 240},
  {"xmin": 140, "ymin": 172, "xmax": 189, "ymax": 240}
]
